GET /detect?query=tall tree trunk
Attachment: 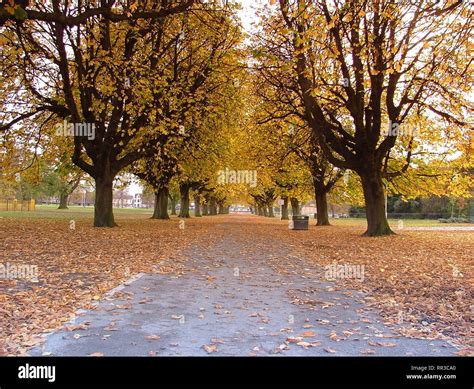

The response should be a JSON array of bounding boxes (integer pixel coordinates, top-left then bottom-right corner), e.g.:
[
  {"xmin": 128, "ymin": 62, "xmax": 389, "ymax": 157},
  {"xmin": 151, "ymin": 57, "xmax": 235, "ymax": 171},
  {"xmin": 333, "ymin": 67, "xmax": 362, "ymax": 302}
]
[
  {"xmin": 257, "ymin": 204, "xmax": 264, "ymax": 216},
  {"xmin": 360, "ymin": 172, "xmax": 394, "ymax": 236},
  {"xmin": 152, "ymin": 187, "xmax": 169, "ymax": 219},
  {"xmin": 280, "ymin": 196, "xmax": 289, "ymax": 220},
  {"xmin": 315, "ymin": 190, "xmax": 330, "ymax": 226},
  {"xmin": 268, "ymin": 204, "xmax": 274, "ymax": 217},
  {"xmin": 194, "ymin": 195, "xmax": 202, "ymax": 217},
  {"xmin": 209, "ymin": 198, "xmax": 217, "ymax": 215},
  {"xmin": 218, "ymin": 201, "xmax": 225, "ymax": 214},
  {"xmin": 179, "ymin": 184, "xmax": 190, "ymax": 218},
  {"xmin": 290, "ymin": 197, "xmax": 300, "ymax": 216},
  {"xmin": 262, "ymin": 206, "xmax": 268, "ymax": 217},
  {"xmin": 58, "ymin": 191, "xmax": 69, "ymax": 209},
  {"xmin": 202, "ymin": 202, "xmax": 209, "ymax": 216},
  {"xmin": 94, "ymin": 173, "xmax": 117, "ymax": 227}
]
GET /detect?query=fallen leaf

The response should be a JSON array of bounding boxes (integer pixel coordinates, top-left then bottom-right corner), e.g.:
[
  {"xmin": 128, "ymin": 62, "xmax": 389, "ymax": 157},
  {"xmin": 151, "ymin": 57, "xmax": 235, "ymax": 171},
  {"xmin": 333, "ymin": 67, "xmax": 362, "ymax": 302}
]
[
  {"xmin": 145, "ymin": 335, "xmax": 161, "ymax": 341},
  {"xmin": 296, "ymin": 341, "xmax": 312, "ymax": 348},
  {"xmin": 202, "ymin": 344, "xmax": 218, "ymax": 354},
  {"xmin": 286, "ymin": 336, "xmax": 303, "ymax": 343}
]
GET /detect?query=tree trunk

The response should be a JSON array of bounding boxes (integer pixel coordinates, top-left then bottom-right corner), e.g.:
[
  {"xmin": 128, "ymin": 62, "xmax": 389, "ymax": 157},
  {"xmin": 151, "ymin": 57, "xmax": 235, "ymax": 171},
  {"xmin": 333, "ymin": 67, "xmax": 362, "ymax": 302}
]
[
  {"xmin": 194, "ymin": 195, "xmax": 202, "ymax": 217},
  {"xmin": 152, "ymin": 187, "xmax": 169, "ymax": 219},
  {"xmin": 218, "ymin": 202, "xmax": 225, "ymax": 214},
  {"xmin": 58, "ymin": 191, "xmax": 69, "ymax": 209},
  {"xmin": 315, "ymin": 190, "xmax": 330, "ymax": 226},
  {"xmin": 179, "ymin": 184, "xmax": 190, "ymax": 218},
  {"xmin": 360, "ymin": 172, "xmax": 394, "ymax": 236},
  {"xmin": 202, "ymin": 202, "xmax": 209, "ymax": 216},
  {"xmin": 268, "ymin": 204, "xmax": 274, "ymax": 217},
  {"xmin": 257, "ymin": 205, "xmax": 264, "ymax": 216},
  {"xmin": 94, "ymin": 174, "xmax": 117, "ymax": 227},
  {"xmin": 290, "ymin": 197, "xmax": 300, "ymax": 216},
  {"xmin": 262, "ymin": 206, "xmax": 268, "ymax": 217},
  {"xmin": 280, "ymin": 196, "xmax": 289, "ymax": 220},
  {"xmin": 209, "ymin": 198, "xmax": 217, "ymax": 215}
]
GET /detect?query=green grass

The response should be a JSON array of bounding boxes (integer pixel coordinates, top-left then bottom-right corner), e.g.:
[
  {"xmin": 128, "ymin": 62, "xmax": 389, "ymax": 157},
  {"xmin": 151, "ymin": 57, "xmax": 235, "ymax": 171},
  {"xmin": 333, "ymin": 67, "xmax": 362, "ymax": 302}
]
[
  {"xmin": 330, "ymin": 217, "xmax": 469, "ymax": 228},
  {"xmin": 0, "ymin": 204, "xmax": 154, "ymax": 220},
  {"xmin": 0, "ymin": 206, "xmax": 470, "ymax": 227}
]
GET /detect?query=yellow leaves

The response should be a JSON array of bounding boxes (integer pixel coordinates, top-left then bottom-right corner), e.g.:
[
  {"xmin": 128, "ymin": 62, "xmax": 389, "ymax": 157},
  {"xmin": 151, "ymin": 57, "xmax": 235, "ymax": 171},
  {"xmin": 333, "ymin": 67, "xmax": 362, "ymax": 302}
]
[
  {"xmin": 3, "ymin": 4, "xmax": 16, "ymax": 16},
  {"xmin": 3, "ymin": 3, "xmax": 28, "ymax": 20},
  {"xmin": 309, "ymin": 89, "xmax": 319, "ymax": 98},
  {"xmin": 343, "ymin": 13, "xmax": 353, "ymax": 23},
  {"xmin": 327, "ymin": 15, "xmax": 338, "ymax": 29}
]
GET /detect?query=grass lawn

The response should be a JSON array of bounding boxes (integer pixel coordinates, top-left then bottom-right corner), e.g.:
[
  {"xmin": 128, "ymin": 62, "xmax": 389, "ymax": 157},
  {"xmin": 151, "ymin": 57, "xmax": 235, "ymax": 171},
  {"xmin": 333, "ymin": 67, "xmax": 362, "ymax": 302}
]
[
  {"xmin": 0, "ymin": 205, "xmax": 469, "ymax": 228},
  {"xmin": 0, "ymin": 205, "xmax": 153, "ymax": 220},
  {"xmin": 330, "ymin": 217, "xmax": 470, "ymax": 228}
]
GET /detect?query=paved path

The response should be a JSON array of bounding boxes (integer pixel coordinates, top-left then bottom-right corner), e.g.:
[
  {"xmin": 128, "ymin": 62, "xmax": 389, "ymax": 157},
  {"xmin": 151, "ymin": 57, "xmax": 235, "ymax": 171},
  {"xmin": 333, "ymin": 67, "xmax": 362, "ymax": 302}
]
[{"xmin": 31, "ymin": 219, "xmax": 458, "ymax": 356}]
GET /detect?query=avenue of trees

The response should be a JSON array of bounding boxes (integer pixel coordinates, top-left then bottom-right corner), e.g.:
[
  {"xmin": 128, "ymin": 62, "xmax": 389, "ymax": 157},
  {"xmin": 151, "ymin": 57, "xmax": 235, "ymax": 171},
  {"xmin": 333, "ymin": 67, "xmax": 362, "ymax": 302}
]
[{"xmin": 1, "ymin": 0, "xmax": 472, "ymax": 236}]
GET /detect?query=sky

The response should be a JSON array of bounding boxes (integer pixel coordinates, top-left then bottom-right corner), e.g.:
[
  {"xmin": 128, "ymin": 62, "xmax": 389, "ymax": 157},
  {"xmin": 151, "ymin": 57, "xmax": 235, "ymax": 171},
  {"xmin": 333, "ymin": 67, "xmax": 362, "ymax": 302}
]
[{"xmin": 237, "ymin": 0, "xmax": 262, "ymax": 34}]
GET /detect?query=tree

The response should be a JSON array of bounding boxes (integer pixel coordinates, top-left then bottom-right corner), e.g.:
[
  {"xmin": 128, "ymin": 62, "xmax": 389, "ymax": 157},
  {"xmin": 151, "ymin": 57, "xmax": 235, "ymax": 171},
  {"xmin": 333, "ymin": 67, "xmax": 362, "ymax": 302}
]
[
  {"xmin": 250, "ymin": 28, "xmax": 342, "ymax": 225},
  {"xmin": 291, "ymin": 131, "xmax": 343, "ymax": 225},
  {"xmin": 265, "ymin": 0, "xmax": 472, "ymax": 235},
  {"xmin": 0, "ymin": 1, "xmax": 198, "ymax": 226}
]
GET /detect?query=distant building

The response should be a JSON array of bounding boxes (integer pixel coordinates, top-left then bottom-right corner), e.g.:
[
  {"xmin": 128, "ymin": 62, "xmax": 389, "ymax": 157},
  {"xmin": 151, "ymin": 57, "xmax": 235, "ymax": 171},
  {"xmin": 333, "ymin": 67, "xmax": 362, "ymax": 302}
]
[
  {"xmin": 301, "ymin": 201, "xmax": 316, "ymax": 216},
  {"xmin": 301, "ymin": 201, "xmax": 349, "ymax": 218},
  {"xmin": 133, "ymin": 193, "xmax": 142, "ymax": 208},
  {"xmin": 113, "ymin": 192, "xmax": 133, "ymax": 208}
]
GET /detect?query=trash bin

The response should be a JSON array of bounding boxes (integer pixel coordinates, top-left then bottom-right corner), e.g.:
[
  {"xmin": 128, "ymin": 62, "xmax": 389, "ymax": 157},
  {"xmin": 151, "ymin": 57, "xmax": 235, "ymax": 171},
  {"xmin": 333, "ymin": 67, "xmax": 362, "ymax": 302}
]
[{"xmin": 292, "ymin": 215, "xmax": 309, "ymax": 230}]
